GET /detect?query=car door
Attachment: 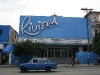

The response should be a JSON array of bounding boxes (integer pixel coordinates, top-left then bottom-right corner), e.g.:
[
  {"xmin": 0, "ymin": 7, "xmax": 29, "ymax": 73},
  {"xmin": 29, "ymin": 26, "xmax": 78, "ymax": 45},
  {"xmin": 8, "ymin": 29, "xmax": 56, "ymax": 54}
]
[
  {"xmin": 38, "ymin": 58, "xmax": 47, "ymax": 70},
  {"xmin": 29, "ymin": 59, "xmax": 39, "ymax": 70}
]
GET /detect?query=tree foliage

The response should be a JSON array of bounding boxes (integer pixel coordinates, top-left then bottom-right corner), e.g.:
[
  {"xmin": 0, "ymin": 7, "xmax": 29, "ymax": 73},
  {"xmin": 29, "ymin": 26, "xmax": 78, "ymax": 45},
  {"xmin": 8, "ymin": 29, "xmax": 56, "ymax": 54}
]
[
  {"xmin": 93, "ymin": 33, "xmax": 100, "ymax": 55},
  {"xmin": 12, "ymin": 40, "xmax": 47, "ymax": 62}
]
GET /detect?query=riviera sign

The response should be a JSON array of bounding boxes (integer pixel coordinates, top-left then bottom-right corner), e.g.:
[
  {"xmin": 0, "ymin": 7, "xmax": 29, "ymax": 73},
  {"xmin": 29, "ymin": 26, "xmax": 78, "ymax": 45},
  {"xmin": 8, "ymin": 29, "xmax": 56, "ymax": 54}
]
[{"xmin": 20, "ymin": 16, "xmax": 58, "ymax": 36}]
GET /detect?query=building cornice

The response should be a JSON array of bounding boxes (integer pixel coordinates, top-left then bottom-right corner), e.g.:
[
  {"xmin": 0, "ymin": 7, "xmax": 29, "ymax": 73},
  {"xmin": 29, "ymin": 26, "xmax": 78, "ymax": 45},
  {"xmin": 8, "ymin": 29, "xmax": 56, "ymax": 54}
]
[{"xmin": 84, "ymin": 11, "xmax": 100, "ymax": 18}]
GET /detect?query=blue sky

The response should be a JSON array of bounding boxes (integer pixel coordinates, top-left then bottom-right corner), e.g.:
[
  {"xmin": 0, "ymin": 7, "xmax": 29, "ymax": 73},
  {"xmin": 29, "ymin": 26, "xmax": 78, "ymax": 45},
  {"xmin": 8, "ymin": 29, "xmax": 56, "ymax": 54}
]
[{"xmin": 0, "ymin": 0, "xmax": 100, "ymax": 32}]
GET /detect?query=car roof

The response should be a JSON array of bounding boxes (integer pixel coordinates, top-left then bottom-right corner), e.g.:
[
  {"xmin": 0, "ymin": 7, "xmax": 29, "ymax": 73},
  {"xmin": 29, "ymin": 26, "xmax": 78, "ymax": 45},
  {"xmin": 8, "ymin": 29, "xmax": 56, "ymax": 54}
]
[{"xmin": 32, "ymin": 57, "xmax": 47, "ymax": 59}]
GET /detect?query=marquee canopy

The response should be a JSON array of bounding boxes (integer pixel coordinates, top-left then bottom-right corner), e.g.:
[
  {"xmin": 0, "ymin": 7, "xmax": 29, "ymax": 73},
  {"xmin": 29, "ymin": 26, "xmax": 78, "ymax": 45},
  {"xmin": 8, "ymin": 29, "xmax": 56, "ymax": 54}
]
[{"xmin": 1, "ymin": 44, "xmax": 14, "ymax": 53}]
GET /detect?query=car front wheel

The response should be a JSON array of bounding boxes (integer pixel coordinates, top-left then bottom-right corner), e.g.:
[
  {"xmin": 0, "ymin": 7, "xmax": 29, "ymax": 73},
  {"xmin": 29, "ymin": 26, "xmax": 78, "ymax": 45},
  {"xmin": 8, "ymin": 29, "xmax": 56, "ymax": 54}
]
[
  {"xmin": 21, "ymin": 67, "xmax": 27, "ymax": 73},
  {"xmin": 45, "ymin": 67, "xmax": 51, "ymax": 72}
]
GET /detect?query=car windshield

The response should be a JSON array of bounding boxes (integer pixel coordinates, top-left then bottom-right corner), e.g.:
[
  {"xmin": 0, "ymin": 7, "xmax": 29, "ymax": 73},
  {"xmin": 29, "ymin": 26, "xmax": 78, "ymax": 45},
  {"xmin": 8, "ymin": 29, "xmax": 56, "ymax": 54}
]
[
  {"xmin": 45, "ymin": 58, "xmax": 50, "ymax": 62},
  {"xmin": 29, "ymin": 58, "xmax": 34, "ymax": 63}
]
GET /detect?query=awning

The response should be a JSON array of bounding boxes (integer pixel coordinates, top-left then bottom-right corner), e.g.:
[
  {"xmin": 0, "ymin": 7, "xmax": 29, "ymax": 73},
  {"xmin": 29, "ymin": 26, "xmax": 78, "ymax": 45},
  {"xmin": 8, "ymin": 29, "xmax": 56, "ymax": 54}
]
[{"xmin": 1, "ymin": 44, "xmax": 14, "ymax": 53}]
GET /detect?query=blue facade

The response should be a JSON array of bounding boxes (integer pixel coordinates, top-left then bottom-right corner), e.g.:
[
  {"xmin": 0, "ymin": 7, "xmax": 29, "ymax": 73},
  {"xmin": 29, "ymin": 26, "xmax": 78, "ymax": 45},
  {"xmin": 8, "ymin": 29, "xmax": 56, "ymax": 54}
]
[
  {"xmin": 76, "ymin": 52, "xmax": 98, "ymax": 64},
  {"xmin": 11, "ymin": 54, "xmax": 33, "ymax": 65},
  {"xmin": 19, "ymin": 16, "xmax": 92, "ymax": 39},
  {"xmin": 11, "ymin": 16, "xmax": 94, "ymax": 65},
  {"xmin": 0, "ymin": 25, "xmax": 10, "ymax": 43}
]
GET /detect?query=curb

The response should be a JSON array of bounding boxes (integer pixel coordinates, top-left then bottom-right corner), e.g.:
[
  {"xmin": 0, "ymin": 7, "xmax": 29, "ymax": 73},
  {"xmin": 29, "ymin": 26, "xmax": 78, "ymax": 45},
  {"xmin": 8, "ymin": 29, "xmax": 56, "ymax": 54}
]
[
  {"xmin": 0, "ymin": 65, "xmax": 18, "ymax": 68},
  {"xmin": 58, "ymin": 64, "xmax": 100, "ymax": 67}
]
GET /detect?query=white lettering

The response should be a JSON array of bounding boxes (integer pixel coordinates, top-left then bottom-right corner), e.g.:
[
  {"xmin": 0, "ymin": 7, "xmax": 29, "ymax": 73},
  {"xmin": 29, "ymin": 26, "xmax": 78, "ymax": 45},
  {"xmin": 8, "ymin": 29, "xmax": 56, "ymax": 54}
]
[
  {"xmin": 20, "ymin": 16, "xmax": 58, "ymax": 36},
  {"xmin": 41, "ymin": 22, "xmax": 46, "ymax": 29},
  {"xmin": 52, "ymin": 17, "xmax": 58, "ymax": 25}
]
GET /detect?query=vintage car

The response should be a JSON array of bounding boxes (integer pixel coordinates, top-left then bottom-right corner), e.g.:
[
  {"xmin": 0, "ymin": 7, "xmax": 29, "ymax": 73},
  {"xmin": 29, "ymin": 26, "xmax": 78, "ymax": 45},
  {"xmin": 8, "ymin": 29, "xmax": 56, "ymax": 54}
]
[{"xmin": 19, "ymin": 57, "xmax": 58, "ymax": 72}]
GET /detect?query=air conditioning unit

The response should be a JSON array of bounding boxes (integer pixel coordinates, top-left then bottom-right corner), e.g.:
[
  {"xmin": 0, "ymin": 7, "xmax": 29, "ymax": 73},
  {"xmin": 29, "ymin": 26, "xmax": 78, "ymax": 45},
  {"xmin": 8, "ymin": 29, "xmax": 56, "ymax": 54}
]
[{"xmin": 0, "ymin": 44, "xmax": 4, "ymax": 49}]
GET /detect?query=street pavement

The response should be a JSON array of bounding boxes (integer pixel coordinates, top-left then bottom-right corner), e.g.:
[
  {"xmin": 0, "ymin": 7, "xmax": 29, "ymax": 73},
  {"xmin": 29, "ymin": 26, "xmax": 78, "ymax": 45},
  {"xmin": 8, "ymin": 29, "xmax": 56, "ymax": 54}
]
[
  {"xmin": 0, "ymin": 64, "xmax": 100, "ymax": 75},
  {"xmin": 0, "ymin": 64, "xmax": 99, "ymax": 68},
  {"xmin": 0, "ymin": 66, "xmax": 100, "ymax": 75}
]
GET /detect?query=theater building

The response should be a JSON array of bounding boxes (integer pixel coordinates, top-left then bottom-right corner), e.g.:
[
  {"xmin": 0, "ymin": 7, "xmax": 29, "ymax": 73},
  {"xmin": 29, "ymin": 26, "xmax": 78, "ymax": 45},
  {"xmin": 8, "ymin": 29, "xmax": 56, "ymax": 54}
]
[{"xmin": 18, "ymin": 15, "xmax": 93, "ymax": 60}]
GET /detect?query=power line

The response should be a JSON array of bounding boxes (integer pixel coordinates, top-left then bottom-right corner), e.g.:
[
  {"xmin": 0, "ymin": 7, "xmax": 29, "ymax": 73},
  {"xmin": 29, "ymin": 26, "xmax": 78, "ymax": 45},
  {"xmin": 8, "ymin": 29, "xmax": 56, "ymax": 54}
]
[
  {"xmin": 84, "ymin": 0, "xmax": 100, "ymax": 11},
  {"xmin": 83, "ymin": 0, "xmax": 92, "ymax": 8},
  {"xmin": 83, "ymin": 0, "xmax": 88, "ymax": 7},
  {"xmin": 94, "ymin": 1, "xmax": 100, "ymax": 10},
  {"xmin": 87, "ymin": 0, "xmax": 93, "ymax": 8}
]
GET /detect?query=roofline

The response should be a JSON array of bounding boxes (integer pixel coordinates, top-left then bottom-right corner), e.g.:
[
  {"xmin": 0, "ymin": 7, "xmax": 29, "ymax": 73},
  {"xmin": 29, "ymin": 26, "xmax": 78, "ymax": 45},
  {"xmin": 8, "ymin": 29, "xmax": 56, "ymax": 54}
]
[{"xmin": 84, "ymin": 11, "xmax": 100, "ymax": 18}]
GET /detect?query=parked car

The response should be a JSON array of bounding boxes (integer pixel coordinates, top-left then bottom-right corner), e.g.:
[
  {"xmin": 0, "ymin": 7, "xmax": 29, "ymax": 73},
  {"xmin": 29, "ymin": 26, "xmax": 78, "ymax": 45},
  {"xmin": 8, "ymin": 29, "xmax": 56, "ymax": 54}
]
[{"xmin": 19, "ymin": 57, "xmax": 58, "ymax": 72}]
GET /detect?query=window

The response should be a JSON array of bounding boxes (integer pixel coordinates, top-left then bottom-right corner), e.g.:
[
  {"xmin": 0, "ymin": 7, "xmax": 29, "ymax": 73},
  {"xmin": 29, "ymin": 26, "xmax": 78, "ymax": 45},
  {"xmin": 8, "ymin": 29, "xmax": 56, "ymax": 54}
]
[
  {"xmin": 91, "ymin": 16, "xmax": 97, "ymax": 22},
  {"xmin": 15, "ymin": 35, "xmax": 16, "ymax": 38},
  {"xmin": 95, "ymin": 30, "xmax": 98, "ymax": 36},
  {"xmin": 0, "ymin": 29, "xmax": 2, "ymax": 34},
  {"xmin": 39, "ymin": 59, "xmax": 46, "ymax": 63},
  {"xmin": 48, "ymin": 51, "xmax": 54, "ymax": 58},
  {"xmin": 92, "ymin": 17, "xmax": 96, "ymax": 22},
  {"xmin": 33, "ymin": 59, "xmax": 38, "ymax": 63},
  {"xmin": 94, "ymin": 24, "xmax": 100, "ymax": 28}
]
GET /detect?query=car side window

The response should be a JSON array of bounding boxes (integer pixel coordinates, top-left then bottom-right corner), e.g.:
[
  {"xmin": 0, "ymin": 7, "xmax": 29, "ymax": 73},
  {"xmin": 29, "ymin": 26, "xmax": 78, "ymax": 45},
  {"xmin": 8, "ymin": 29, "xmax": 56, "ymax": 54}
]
[
  {"xmin": 39, "ymin": 59, "xmax": 46, "ymax": 63},
  {"xmin": 33, "ymin": 59, "xmax": 38, "ymax": 63}
]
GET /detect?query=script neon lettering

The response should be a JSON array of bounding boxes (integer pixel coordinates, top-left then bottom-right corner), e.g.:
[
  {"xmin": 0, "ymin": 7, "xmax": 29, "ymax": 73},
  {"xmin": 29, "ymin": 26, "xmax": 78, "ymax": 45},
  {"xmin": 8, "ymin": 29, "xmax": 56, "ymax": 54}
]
[{"xmin": 20, "ymin": 16, "xmax": 58, "ymax": 36}]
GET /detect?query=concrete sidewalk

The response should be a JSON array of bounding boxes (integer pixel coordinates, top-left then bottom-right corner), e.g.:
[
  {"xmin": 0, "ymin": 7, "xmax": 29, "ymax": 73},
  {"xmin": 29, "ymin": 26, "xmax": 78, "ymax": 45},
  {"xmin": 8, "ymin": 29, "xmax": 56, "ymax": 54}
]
[
  {"xmin": 58, "ymin": 64, "xmax": 99, "ymax": 67},
  {"xmin": 0, "ymin": 65, "xmax": 18, "ymax": 68}
]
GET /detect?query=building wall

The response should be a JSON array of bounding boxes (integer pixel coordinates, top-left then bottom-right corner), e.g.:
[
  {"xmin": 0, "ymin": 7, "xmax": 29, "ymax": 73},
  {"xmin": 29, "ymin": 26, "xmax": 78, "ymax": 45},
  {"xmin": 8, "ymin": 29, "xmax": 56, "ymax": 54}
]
[
  {"xmin": 18, "ymin": 16, "xmax": 93, "ymax": 47},
  {"xmin": 0, "ymin": 25, "xmax": 18, "ymax": 44},
  {"xmin": 19, "ymin": 16, "xmax": 92, "ymax": 39},
  {"xmin": 18, "ymin": 16, "xmax": 93, "ymax": 46},
  {"xmin": 9, "ymin": 26, "xmax": 18, "ymax": 44},
  {"xmin": 0, "ymin": 25, "xmax": 18, "ymax": 65},
  {"xmin": 86, "ymin": 11, "xmax": 100, "ymax": 38},
  {"xmin": 0, "ymin": 25, "xmax": 10, "ymax": 43}
]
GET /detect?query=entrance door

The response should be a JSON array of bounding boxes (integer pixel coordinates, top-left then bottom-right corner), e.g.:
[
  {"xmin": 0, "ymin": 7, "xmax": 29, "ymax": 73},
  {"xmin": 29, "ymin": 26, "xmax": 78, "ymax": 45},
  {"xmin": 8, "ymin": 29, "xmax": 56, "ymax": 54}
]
[
  {"xmin": 62, "ymin": 51, "xmax": 68, "ymax": 58},
  {"xmin": 55, "ymin": 51, "xmax": 60, "ymax": 58},
  {"xmin": 48, "ymin": 51, "xmax": 54, "ymax": 58}
]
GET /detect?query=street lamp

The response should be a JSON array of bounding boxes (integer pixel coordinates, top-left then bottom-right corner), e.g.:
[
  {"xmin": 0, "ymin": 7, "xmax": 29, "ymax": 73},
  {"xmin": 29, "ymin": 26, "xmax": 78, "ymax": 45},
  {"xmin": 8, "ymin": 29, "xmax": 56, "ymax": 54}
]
[{"xmin": 81, "ymin": 8, "xmax": 93, "ymax": 65}]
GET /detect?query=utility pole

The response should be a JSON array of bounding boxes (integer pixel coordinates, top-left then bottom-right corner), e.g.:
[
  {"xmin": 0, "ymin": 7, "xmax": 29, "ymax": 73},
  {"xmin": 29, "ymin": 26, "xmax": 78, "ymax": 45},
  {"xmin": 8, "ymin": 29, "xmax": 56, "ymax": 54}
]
[{"xmin": 81, "ymin": 8, "xmax": 93, "ymax": 65}]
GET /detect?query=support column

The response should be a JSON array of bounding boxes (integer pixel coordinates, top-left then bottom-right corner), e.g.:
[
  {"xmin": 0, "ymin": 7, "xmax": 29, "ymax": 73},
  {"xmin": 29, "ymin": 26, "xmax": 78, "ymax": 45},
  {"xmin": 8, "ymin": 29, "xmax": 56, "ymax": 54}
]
[
  {"xmin": 44, "ymin": 52, "xmax": 45, "ymax": 57},
  {"xmin": 68, "ymin": 50, "xmax": 69, "ymax": 57},
  {"xmin": 79, "ymin": 46, "xmax": 83, "ymax": 52},
  {"xmin": 9, "ymin": 53, "xmax": 11, "ymax": 65},
  {"xmin": 54, "ymin": 50, "xmax": 55, "ymax": 58},
  {"xmin": 0, "ymin": 53, "xmax": 1, "ymax": 63},
  {"xmin": 60, "ymin": 50, "xmax": 62, "ymax": 58},
  {"xmin": 47, "ymin": 51, "xmax": 48, "ymax": 58}
]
